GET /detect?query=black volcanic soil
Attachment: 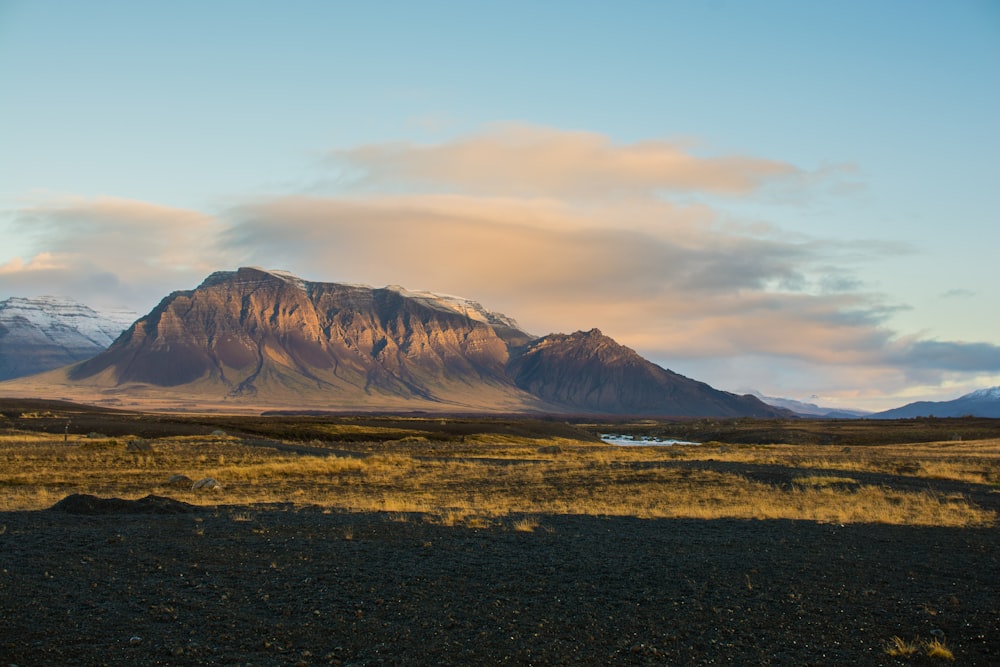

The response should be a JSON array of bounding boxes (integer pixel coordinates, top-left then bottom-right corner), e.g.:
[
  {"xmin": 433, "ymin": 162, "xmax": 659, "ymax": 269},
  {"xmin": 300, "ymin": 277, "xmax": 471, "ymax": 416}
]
[{"xmin": 1, "ymin": 502, "xmax": 998, "ymax": 666}]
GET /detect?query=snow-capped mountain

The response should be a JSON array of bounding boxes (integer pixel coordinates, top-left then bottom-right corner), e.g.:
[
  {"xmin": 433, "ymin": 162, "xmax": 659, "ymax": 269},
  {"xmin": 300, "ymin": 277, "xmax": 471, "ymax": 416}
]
[
  {"xmin": 963, "ymin": 386, "xmax": 1000, "ymax": 401},
  {"xmin": 0, "ymin": 297, "xmax": 137, "ymax": 381},
  {"xmin": 872, "ymin": 386, "xmax": 1000, "ymax": 419}
]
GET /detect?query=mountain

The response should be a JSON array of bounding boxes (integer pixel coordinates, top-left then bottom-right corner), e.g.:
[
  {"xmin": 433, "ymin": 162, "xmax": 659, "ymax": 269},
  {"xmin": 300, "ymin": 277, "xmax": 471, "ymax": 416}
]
[
  {"xmin": 751, "ymin": 392, "xmax": 870, "ymax": 419},
  {"xmin": 510, "ymin": 329, "xmax": 786, "ymax": 417},
  {"xmin": 0, "ymin": 297, "xmax": 136, "ymax": 381},
  {"xmin": 871, "ymin": 387, "xmax": 1000, "ymax": 419},
  {"xmin": 61, "ymin": 267, "xmax": 535, "ymax": 411},
  {"xmin": 0, "ymin": 267, "xmax": 785, "ymax": 416}
]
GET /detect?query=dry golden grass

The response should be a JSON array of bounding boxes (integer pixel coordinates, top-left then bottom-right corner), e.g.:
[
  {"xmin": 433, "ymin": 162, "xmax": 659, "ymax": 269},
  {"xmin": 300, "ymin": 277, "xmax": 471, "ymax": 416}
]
[
  {"xmin": 925, "ymin": 638, "xmax": 956, "ymax": 661},
  {"xmin": 670, "ymin": 438, "xmax": 1000, "ymax": 485},
  {"xmin": 0, "ymin": 430, "xmax": 995, "ymax": 527},
  {"xmin": 885, "ymin": 635, "xmax": 921, "ymax": 657}
]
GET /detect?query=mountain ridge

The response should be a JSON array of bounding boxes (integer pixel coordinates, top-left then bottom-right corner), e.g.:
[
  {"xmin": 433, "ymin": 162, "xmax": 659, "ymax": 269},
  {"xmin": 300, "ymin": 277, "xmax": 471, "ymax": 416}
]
[
  {"xmin": 871, "ymin": 386, "xmax": 1000, "ymax": 419},
  {"xmin": 0, "ymin": 268, "xmax": 787, "ymax": 417}
]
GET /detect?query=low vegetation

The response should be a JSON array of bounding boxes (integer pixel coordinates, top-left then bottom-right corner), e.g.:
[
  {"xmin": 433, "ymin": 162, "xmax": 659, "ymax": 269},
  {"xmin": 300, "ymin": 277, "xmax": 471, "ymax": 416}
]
[
  {"xmin": 884, "ymin": 635, "xmax": 956, "ymax": 661},
  {"xmin": 0, "ymin": 410, "xmax": 996, "ymax": 528}
]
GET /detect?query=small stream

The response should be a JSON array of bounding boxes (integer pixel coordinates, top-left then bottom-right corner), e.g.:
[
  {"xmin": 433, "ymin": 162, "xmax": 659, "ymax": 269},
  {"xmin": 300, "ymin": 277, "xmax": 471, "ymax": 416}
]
[{"xmin": 600, "ymin": 434, "xmax": 700, "ymax": 447}]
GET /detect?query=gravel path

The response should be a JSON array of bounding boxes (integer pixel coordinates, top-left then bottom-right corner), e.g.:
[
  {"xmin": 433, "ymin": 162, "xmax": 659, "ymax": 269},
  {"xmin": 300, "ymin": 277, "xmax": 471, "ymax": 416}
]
[{"xmin": 1, "ymin": 501, "xmax": 998, "ymax": 666}]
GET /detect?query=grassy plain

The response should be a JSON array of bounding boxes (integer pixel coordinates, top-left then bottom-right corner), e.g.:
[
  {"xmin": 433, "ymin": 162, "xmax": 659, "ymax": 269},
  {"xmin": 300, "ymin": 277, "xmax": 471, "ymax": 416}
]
[{"xmin": 0, "ymin": 401, "xmax": 996, "ymax": 528}]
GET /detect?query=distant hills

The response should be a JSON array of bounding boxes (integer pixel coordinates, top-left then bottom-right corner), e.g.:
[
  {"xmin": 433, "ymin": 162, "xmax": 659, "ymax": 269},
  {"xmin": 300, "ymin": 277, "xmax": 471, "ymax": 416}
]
[
  {"xmin": 752, "ymin": 392, "xmax": 871, "ymax": 419},
  {"xmin": 0, "ymin": 297, "xmax": 135, "ymax": 381},
  {"xmin": 0, "ymin": 267, "xmax": 786, "ymax": 417},
  {"xmin": 870, "ymin": 387, "xmax": 1000, "ymax": 419}
]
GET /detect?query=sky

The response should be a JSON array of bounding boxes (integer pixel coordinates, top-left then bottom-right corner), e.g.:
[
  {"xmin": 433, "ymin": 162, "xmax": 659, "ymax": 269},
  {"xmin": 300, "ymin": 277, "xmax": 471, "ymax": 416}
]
[{"xmin": 1, "ymin": 0, "xmax": 998, "ymax": 411}]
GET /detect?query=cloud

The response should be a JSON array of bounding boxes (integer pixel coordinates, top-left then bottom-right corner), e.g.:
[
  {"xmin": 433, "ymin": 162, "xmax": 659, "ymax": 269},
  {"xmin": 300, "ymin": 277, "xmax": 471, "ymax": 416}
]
[
  {"xmin": 328, "ymin": 123, "xmax": 802, "ymax": 199},
  {"xmin": 222, "ymin": 195, "xmax": 914, "ymax": 360},
  {"xmin": 939, "ymin": 288, "xmax": 976, "ymax": 299},
  {"xmin": 0, "ymin": 196, "xmax": 231, "ymax": 309},
  {"xmin": 886, "ymin": 339, "xmax": 1000, "ymax": 372},
  {"xmin": 223, "ymin": 194, "xmax": 870, "ymax": 306}
]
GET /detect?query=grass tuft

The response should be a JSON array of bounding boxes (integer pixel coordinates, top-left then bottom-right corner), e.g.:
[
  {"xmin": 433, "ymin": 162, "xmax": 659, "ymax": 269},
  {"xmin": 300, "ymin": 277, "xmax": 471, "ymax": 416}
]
[
  {"xmin": 884, "ymin": 635, "xmax": 920, "ymax": 657},
  {"xmin": 511, "ymin": 516, "xmax": 540, "ymax": 532},
  {"xmin": 925, "ymin": 638, "xmax": 955, "ymax": 661}
]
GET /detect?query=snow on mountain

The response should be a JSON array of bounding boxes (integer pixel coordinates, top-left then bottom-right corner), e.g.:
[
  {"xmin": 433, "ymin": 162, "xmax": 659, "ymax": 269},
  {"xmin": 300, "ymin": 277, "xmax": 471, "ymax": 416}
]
[
  {"xmin": 0, "ymin": 297, "xmax": 135, "ymax": 347},
  {"xmin": 0, "ymin": 296, "xmax": 137, "ymax": 380},
  {"xmin": 872, "ymin": 386, "xmax": 1000, "ymax": 419},
  {"xmin": 963, "ymin": 386, "xmax": 1000, "ymax": 401},
  {"xmin": 385, "ymin": 285, "xmax": 527, "ymax": 333}
]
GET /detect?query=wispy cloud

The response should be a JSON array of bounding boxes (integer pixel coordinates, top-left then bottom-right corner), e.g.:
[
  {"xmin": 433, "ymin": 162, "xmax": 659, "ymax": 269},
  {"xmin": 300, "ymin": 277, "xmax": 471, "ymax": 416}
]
[
  {"xmin": 328, "ymin": 123, "xmax": 802, "ymax": 198},
  {"xmin": 939, "ymin": 288, "xmax": 976, "ymax": 299}
]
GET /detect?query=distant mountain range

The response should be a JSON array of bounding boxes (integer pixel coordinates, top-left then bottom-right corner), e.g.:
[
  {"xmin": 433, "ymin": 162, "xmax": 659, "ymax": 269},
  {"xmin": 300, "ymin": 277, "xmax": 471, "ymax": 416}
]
[
  {"xmin": 0, "ymin": 297, "xmax": 135, "ymax": 381},
  {"xmin": 870, "ymin": 387, "xmax": 1000, "ymax": 419},
  {"xmin": 0, "ymin": 267, "xmax": 786, "ymax": 417},
  {"xmin": 752, "ymin": 392, "xmax": 871, "ymax": 419}
]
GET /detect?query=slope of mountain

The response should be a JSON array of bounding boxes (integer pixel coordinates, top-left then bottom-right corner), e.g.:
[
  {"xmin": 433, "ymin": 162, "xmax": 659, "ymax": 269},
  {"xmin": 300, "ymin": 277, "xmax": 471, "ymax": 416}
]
[
  {"xmin": 751, "ymin": 392, "xmax": 870, "ymax": 419},
  {"xmin": 0, "ymin": 267, "xmax": 785, "ymax": 416},
  {"xmin": 509, "ymin": 329, "xmax": 787, "ymax": 417},
  {"xmin": 871, "ymin": 387, "xmax": 1000, "ymax": 419},
  {"xmin": 0, "ymin": 297, "xmax": 136, "ymax": 381}
]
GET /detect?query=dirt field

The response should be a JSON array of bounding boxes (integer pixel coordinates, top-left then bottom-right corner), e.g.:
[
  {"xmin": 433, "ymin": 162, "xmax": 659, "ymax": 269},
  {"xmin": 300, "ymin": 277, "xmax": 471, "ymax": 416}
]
[
  {"xmin": 0, "ymin": 401, "xmax": 998, "ymax": 665},
  {"xmin": 2, "ymin": 504, "xmax": 998, "ymax": 666}
]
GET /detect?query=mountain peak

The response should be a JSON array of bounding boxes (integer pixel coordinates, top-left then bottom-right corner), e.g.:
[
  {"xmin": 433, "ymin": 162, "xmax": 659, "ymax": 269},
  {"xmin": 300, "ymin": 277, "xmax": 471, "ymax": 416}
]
[
  {"xmin": 508, "ymin": 329, "xmax": 784, "ymax": 417},
  {"xmin": 200, "ymin": 266, "xmax": 310, "ymax": 291},
  {"xmin": 963, "ymin": 386, "xmax": 1000, "ymax": 401}
]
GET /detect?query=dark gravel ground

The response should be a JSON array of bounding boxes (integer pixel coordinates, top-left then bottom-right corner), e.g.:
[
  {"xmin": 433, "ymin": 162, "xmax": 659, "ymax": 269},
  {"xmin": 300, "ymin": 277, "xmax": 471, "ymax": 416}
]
[{"xmin": 1, "ymin": 500, "xmax": 998, "ymax": 666}]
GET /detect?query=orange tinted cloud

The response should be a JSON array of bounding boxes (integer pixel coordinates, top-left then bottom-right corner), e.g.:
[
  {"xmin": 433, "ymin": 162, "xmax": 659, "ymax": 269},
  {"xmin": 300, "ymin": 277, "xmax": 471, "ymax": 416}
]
[
  {"xmin": 329, "ymin": 123, "xmax": 800, "ymax": 198},
  {"xmin": 2, "ymin": 196, "xmax": 228, "ymax": 308}
]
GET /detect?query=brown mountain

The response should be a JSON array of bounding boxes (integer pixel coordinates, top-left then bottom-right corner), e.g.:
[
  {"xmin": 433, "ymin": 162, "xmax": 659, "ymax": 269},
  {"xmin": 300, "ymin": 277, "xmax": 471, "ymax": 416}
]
[
  {"xmin": 56, "ymin": 267, "xmax": 538, "ymax": 411},
  {"xmin": 508, "ymin": 329, "xmax": 785, "ymax": 417},
  {"xmin": 0, "ymin": 267, "xmax": 785, "ymax": 416}
]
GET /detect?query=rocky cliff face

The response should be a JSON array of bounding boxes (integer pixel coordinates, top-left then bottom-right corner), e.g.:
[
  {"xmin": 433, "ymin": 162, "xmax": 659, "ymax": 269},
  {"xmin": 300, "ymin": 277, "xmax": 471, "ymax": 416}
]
[
  {"xmin": 508, "ymin": 329, "xmax": 786, "ymax": 417},
  {"xmin": 0, "ymin": 297, "xmax": 135, "ymax": 381}
]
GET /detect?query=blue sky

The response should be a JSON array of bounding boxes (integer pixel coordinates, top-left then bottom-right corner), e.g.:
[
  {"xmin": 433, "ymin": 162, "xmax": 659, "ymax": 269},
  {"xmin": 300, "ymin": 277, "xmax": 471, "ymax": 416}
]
[{"xmin": 1, "ymin": 0, "xmax": 998, "ymax": 410}]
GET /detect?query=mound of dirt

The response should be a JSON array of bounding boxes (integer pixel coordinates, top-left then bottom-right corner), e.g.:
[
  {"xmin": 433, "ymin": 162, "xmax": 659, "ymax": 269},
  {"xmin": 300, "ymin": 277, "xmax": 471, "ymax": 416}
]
[{"xmin": 49, "ymin": 493, "xmax": 197, "ymax": 515}]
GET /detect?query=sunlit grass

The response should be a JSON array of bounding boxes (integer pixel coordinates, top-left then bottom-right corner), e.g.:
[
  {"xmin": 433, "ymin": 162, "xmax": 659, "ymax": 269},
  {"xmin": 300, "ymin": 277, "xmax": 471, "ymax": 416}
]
[{"xmin": 0, "ymin": 431, "xmax": 994, "ymax": 527}]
